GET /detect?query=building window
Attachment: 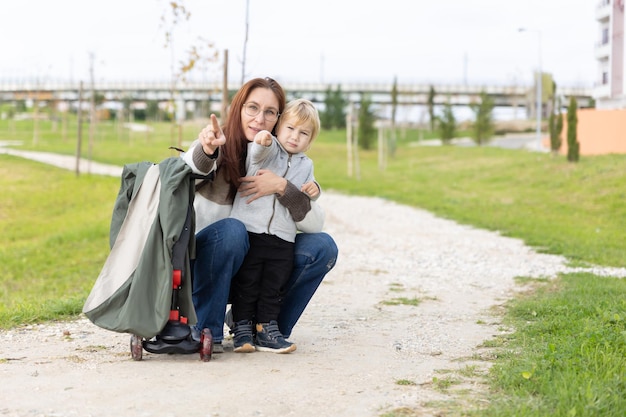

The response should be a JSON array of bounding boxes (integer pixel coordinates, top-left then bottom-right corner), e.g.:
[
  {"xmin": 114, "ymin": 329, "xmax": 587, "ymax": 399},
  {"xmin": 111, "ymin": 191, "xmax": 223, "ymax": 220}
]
[
  {"xmin": 603, "ymin": 71, "xmax": 609, "ymax": 85},
  {"xmin": 602, "ymin": 27, "xmax": 609, "ymax": 45}
]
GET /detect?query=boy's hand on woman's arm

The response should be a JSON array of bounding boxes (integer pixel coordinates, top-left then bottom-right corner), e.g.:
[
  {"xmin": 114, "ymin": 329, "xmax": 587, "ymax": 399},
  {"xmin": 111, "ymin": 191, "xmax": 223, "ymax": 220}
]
[{"xmin": 301, "ymin": 181, "xmax": 320, "ymax": 199}]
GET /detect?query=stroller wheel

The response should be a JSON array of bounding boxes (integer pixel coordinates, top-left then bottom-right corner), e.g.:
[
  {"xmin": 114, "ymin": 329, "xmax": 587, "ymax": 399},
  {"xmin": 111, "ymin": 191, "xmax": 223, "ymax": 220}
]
[
  {"xmin": 130, "ymin": 334, "xmax": 143, "ymax": 361},
  {"xmin": 199, "ymin": 328, "xmax": 213, "ymax": 362}
]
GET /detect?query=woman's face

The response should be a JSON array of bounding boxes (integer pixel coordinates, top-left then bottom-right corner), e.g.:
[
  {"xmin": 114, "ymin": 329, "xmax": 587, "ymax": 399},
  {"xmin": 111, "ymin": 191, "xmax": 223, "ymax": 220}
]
[{"xmin": 240, "ymin": 87, "xmax": 280, "ymax": 141}]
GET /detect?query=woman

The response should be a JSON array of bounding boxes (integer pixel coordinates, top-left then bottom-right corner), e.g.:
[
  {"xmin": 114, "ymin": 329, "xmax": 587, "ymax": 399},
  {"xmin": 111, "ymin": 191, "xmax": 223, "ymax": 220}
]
[{"xmin": 182, "ymin": 77, "xmax": 338, "ymax": 353}]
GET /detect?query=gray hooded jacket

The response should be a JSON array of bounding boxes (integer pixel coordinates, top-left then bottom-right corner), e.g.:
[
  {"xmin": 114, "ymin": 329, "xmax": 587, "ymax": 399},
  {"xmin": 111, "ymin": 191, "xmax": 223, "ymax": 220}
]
[{"xmin": 229, "ymin": 137, "xmax": 316, "ymax": 243}]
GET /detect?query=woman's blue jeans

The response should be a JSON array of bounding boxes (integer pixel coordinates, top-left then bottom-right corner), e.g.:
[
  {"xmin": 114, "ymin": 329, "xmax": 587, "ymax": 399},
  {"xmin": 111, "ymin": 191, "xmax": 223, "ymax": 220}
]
[{"xmin": 191, "ymin": 218, "xmax": 338, "ymax": 342}]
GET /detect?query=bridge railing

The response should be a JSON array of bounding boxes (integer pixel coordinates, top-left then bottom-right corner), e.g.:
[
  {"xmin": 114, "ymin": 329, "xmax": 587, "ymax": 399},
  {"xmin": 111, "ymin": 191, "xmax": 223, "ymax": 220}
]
[{"xmin": 0, "ymin": 79, "xmax": 593, "ymax": 108}]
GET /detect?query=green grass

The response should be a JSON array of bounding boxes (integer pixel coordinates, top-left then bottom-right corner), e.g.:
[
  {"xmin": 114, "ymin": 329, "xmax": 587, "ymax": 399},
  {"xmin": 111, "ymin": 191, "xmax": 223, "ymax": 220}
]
[
  {"xmin": 307, "ymin": 131, "xmax": 626, "ymax": 268},
  {"xmin": 475, "ymin": 273, "xmax": 626, "ymax": 417},
  {"xmin": 1, "ymin": 117, "xmax": 203, "ymax": 165},
  {"xmin": 381, "ymin": 297, "xmax": 424, "ymax": 306},
  {"xmin": 1, "ymin": 118, "xmax": 625, "ymax": 416},
  {"xmin": 0, "ymin": 156, "xmax": 120, "ymax": 325}
]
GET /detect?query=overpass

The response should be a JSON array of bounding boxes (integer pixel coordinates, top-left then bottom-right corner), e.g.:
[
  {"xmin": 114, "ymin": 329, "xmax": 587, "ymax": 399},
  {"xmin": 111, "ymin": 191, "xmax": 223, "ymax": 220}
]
[{"xmin": 0, "ymin": 79, "xmax": 594, "ymax": 110}]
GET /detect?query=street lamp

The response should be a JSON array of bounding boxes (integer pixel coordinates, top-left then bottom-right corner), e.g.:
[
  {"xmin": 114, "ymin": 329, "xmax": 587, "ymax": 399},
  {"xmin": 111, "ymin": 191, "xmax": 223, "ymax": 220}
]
[{"xmin": 518, "ymin": 28, "xmax": 542, "ymax": 150}]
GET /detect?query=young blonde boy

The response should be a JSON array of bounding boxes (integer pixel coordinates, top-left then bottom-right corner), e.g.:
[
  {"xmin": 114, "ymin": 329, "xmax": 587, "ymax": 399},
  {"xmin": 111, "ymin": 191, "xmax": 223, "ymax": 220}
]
[{"xmin": 229, "ymin": 99, "xmax": 321, "ymax": 353}]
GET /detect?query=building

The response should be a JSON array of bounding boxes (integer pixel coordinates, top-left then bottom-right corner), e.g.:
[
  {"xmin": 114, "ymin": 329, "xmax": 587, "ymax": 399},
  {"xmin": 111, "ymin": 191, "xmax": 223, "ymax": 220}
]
[
  {"xmin": 594, "ymin": 0, "xmax": 625, "ymax": 108},
  {"xmin": 558, "ymin": 0, "xmax": 626, "ymax": 156}
]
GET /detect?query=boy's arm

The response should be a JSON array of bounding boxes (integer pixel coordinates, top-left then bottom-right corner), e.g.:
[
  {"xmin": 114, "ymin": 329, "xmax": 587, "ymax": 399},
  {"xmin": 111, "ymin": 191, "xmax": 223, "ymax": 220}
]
[
  {"xmin": 301, "ymin": 181, "xmax": 320, "ymax": 200},
  {"xmin": 254, "ymin": 130, "xmax": 273, "ymax": 146},
  {"xmin": 301, "ymin": 161, "xmax": 320, "ymax": 200},
  {"xmin": 249, "ymin": 131, "xmax": 276, "ymax": 165},
  {"xmin": 277, "ymin": 181, "xmax": 324, "ymax": 233}
]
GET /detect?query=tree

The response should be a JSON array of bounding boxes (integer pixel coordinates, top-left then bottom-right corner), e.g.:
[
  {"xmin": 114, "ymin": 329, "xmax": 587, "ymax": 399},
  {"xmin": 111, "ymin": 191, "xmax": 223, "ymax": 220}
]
[
  {"xmin": 322, "ymin": 85, "xmax": 347, "ymax": 130},
  {"xmin": 160, "ymin": 2, "xmax": 218, "ymax": 81},
  {"xmin": 566, "ymin": 97, "xmax": 579, "ymax": 162},
  {"xmin": 331, "ymin": 86, "xmax": 348, "ymax": 129},
  {"xmin": 321, "ymin": 86, "xmax": 333, "ymax": 128},
  {"xmin": 548, "ymin": 81, "xmax": 563, "ymax": 154},
  {"xmin": 391, "ymin": 77, "xmax": 398, "ymax": 127},
  {"xmin": 146, "ymin": 100, "xmax": 161, "ymax": 121},
  {"xmin": 427, "ymin": 85, "xmax": 436, "ymax": 131},
  {"xmin": 160, "ymin": 1, "xmax": 219, "ymax": 146},
  {"xmin": 469, "ymin": 91, "xmax": 494, "ymax": 145},
  {"xmin": 556, "ymin": 109, "xmax": 563, "ymax": 152},
  {"xmin": 357, "ymin": 95, "xmax": 376, "ymax": 150},
  {"xmin": 241, "ymin": 0, "xmax": 250, "ymax": 84},
  {"xmin": 438, "ymin": 100, "xmax": 456, "ymax": 145},
  {"xmin": 389, "ymin": 76, "xmax": 398, "ymax": 157}
]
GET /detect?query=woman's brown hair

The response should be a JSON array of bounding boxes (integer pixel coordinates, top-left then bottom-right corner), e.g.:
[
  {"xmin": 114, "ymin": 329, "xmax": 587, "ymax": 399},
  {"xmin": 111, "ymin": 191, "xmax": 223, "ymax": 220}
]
[{"xmin": 221, "ymin": 77, "xmax": 286, "ymax": 198}]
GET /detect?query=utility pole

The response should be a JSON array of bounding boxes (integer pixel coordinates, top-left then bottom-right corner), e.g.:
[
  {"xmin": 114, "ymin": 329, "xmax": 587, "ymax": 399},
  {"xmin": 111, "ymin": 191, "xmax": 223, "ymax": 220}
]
[
  {"xmin": 518, "ymin": 28, "xmax": 542, "ymax": 149},
  {"xmin": 222, "ymin": 49, "xmax": 229, "ymax": 121},
  {"xmin": 241, "ymin": 0, "xmax": 249, "ymax": 84},
  {"xmin": 88, "ymin": 52, "xmax": 96, "ymax": 173},
  {"xmin": 75, "ymin": 81, "xmax": 84, "ymax": 177}
]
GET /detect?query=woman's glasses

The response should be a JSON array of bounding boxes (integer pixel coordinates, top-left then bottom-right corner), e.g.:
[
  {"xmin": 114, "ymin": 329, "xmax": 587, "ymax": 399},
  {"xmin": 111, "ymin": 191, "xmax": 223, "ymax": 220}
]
[{"xmin": 243, "ymin": 103, "xmax": 280, "ymax": 122}]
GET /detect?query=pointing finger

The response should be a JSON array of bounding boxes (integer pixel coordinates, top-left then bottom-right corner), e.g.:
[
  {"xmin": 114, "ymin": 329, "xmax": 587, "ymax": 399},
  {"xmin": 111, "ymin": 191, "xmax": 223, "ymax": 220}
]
[{"xmin": 210, "ymin": 114, "xmax": 223, "ymax": 137}]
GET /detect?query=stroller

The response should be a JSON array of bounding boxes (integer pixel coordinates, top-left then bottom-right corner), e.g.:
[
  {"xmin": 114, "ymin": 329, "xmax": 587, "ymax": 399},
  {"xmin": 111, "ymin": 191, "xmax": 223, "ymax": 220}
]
[{"xmin": 83, "ymin": 157, "xmax": 212, "ymax": 361}]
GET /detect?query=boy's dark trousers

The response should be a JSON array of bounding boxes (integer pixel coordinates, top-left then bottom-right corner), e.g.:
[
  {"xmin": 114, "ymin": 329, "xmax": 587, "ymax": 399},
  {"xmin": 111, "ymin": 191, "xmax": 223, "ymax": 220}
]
[{"xmin": 231, "ymin": 232, "xmax": 294, "ymax": 324}]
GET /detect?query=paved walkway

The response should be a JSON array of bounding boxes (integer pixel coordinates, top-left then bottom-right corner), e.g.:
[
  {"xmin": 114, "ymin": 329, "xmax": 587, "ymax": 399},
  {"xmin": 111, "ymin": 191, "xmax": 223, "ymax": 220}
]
[
  {"xmin": 0, "ymin": 134, "xmax": 546, "ymax": 177},
  {"xmin": 0, "ymin": 141, "xmax": 122, "ymax": 176}
]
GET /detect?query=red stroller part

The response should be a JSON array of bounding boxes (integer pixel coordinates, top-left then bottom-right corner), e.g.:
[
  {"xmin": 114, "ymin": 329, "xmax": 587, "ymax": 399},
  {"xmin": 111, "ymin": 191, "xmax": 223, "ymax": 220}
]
[
  {"xmin": 131, "ymin": 269, "xmax": 213, "ymax": 361},
  {"xmin": 131, "ymin": 204, "xmax": 212, "ymax": 361},
  {"xmin": 83, "ymin": 159, "xmax": 214, "ymax": 362}
]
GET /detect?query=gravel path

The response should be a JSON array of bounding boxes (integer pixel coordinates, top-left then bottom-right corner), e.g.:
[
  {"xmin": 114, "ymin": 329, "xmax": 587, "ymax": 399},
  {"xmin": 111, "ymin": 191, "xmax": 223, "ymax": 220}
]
[{"xmin": 2, "ymin": 150, "xmax": 625, "ymax": 417}]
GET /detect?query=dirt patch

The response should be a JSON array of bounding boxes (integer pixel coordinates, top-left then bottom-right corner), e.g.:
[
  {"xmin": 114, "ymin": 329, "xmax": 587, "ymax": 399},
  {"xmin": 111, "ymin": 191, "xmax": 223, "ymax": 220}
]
[{"xmin": 1, "ymin": 191, "xmax": 583, "ymax": 417}]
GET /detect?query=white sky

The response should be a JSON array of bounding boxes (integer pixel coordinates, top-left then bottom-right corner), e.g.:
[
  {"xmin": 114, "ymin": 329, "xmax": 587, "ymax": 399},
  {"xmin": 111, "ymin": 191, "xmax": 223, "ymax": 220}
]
[{"xmin": 0, "ymin": 0, "xmax": 598, "ymax": 88}]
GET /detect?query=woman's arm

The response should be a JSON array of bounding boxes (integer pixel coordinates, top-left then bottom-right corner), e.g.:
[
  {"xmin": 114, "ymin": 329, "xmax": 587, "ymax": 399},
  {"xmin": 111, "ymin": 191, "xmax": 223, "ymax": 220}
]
[
  {"xmin": 238, "ymin": 169, "xmax": 288, "ymax": 201},
  {"xmin": 182, "ymin": 140, "xmax": 218, "ymax": 175},
  {"xmin": 182, "ymin": 114, "xmax": 224, "ymax": 174},
  {"xmin": 238, "ymin": 169, "xmax": 325, "ymax": 232}
]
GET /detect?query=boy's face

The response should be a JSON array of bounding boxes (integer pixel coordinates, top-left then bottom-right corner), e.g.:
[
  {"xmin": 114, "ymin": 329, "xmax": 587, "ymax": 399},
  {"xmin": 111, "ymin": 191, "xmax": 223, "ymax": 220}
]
[{"xmin": 276, "ymin": 116, "xmax": 313, "ymax": 154}]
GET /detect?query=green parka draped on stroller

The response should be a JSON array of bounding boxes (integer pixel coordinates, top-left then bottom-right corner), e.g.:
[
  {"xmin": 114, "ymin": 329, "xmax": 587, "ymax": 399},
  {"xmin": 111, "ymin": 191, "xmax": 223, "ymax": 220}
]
[{"xmin": 83, "ymin": 157, "xmax": 211, "ymax": 359}]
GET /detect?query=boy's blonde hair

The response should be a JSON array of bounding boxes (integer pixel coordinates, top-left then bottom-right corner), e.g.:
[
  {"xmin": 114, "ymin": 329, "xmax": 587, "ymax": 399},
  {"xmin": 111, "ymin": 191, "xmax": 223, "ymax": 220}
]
[{"xmin": 277, "ymin": 98, "xmax": 321, "ymax": 142}]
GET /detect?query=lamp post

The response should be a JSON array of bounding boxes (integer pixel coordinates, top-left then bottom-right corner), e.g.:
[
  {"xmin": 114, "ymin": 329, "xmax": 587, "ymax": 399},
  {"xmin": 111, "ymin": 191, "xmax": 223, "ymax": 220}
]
[{"xmin": 519, "ymin": 28, "xmax": 542, "ymax": 150}]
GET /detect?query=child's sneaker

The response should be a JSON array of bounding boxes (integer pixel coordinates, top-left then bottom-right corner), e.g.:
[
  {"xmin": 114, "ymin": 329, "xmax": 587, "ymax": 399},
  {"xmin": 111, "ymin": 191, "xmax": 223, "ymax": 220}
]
[
  {"xmin": 255, "ymin": 321, "xmax": 296, "ymax": 353},
  {"xmin": 232, "ymin": 320, "xmax": 255, "ymax": 353},
  {"xmin": 224, "ymin": 306, "xmax": 234, "ymax": 331}
]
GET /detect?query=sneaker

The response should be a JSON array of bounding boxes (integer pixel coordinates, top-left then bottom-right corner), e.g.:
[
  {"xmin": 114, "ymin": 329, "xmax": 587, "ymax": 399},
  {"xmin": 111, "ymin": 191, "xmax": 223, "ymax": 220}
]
[
  {"xmin": 191, "ymin": 326, "xmax": 224, "ymax": 353},
  {"xmin": 224, "ymin": 306, "xmax": 234, "ymax": 331},
  {"xmin": 255, "ymin": 321, "xmax": 296, "ymax": 353},
  {"xmin": 232, "ymin": 320, "xmax": 255, "ymax": 353},
  {"xmin": 212, "ymin": 342, "xmax": 224, "ymax": 354},
  {"xmin": 191, "ymin": 325, "xmax": 201, "ymax": 342}
]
